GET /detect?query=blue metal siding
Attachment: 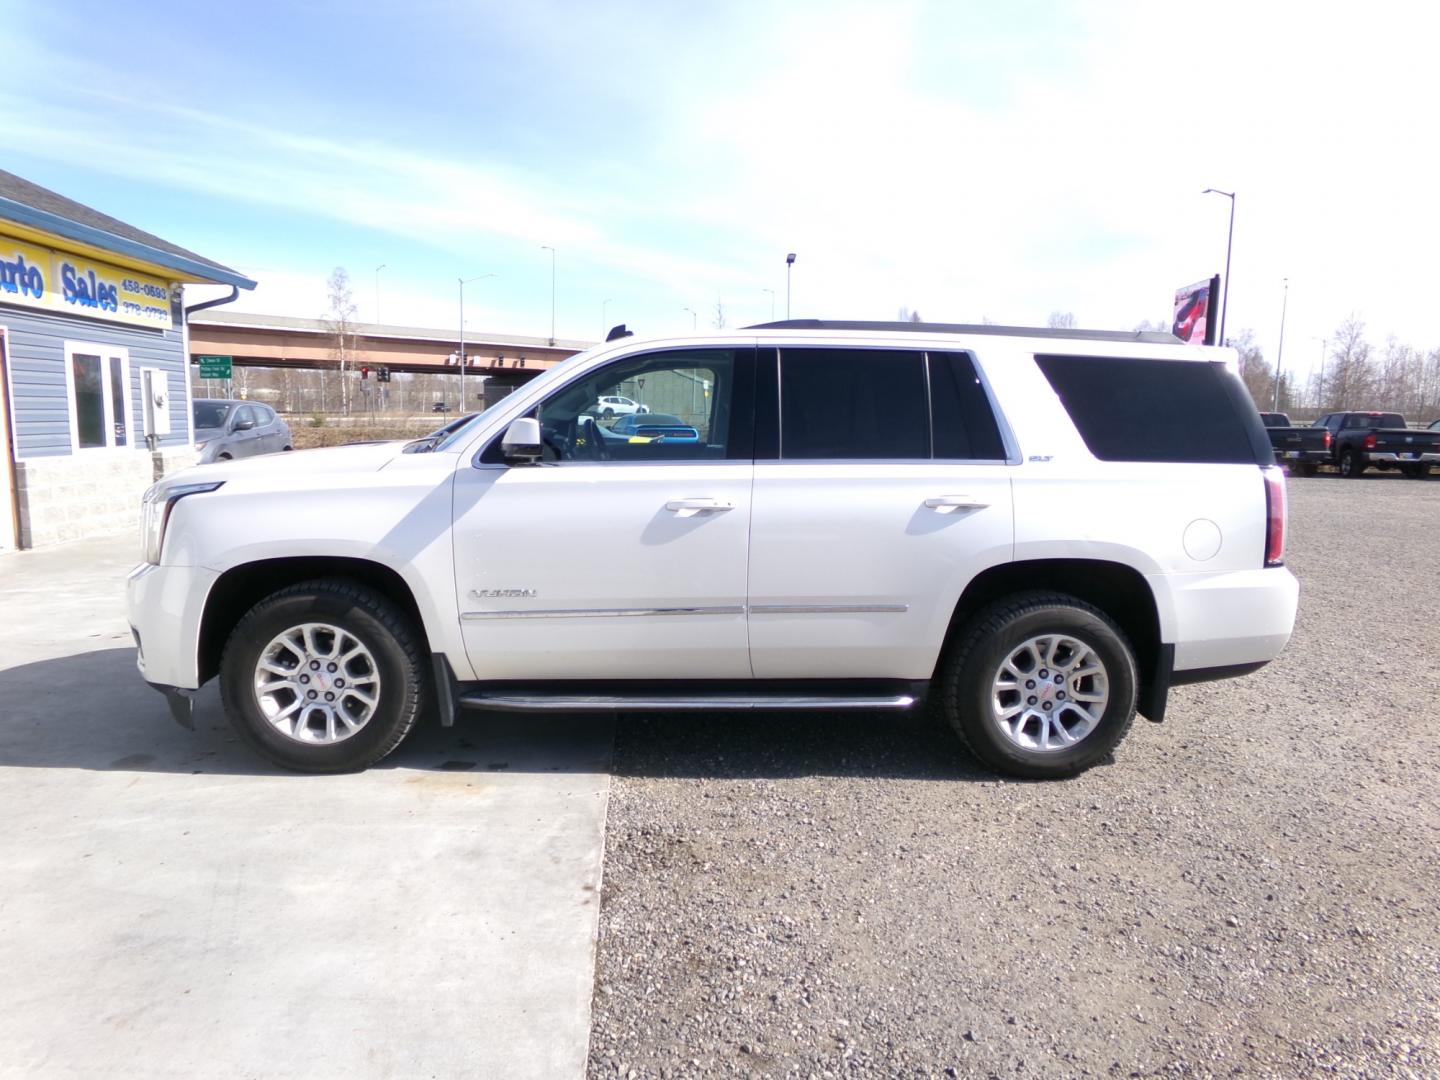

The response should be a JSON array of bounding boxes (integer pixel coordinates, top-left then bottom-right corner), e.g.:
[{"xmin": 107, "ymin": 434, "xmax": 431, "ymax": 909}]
[{"xmin": 0, "ymin": 301, "xmax": 189, "ymax": 458}]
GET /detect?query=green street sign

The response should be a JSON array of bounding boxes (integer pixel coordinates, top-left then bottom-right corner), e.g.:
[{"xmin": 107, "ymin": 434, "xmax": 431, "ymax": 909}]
[{"xmin": 197, "ymin": 355, "xmax": 233, "ymax": 379}]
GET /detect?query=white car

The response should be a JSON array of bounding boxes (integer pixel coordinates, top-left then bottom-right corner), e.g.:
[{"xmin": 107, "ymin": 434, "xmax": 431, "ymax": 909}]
[
  {"xmin": 593, "ymin": 395, "xmax": 647, "ymax": 417},
  {"xmin": 128, "ymin": 320, "xmax": 1298, "ymax": 779}
]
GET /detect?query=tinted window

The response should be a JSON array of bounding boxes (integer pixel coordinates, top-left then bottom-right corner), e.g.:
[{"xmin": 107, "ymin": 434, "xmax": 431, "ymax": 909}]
[
  {"xmin": 1036, "ymin": 355, "xmax": 1269, "ymax": 465},
  {"xmin": 780, "ymin": 349, "xmax": 927, "ymax": 459},
  {"xmin": 928, "ymin": 352, "xmax": 1006, "ymax": 460}
]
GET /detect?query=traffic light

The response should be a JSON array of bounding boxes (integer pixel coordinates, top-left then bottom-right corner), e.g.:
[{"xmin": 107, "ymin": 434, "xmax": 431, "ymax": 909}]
[
  {"xmin": 378, "ymin": 366, "xmax": 392, "ymax": 383},
  {"xmin": 360, "ymin": 365, "xmax": 370, "ymax": 379}
]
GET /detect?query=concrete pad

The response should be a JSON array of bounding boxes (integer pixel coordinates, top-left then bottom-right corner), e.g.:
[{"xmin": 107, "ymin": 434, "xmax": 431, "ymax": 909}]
[{"xmin": 0, "ymin": 537, "xmax": 613, "ymax": 1078}]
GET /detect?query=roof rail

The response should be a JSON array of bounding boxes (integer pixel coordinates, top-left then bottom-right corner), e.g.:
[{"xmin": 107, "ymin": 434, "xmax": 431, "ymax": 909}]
[{"xmin": 745, "ymin": 319, "xmax": 1184, "ymax": 345}]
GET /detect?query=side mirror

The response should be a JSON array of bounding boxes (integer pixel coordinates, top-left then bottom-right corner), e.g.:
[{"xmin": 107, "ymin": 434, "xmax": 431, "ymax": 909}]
[
  {"xmin": 500, "ymin": 417, "xmax": 543, "ymax": 463},
  {"xmin": 233, "ymin": 417, "xmax": 256, "ymax": 431}
]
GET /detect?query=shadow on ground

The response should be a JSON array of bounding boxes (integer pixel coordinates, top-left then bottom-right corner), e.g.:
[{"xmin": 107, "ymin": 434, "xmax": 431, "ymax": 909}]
[{"xmin": 0, "ymin": 647, "xmax": 998, "ymax": 782}]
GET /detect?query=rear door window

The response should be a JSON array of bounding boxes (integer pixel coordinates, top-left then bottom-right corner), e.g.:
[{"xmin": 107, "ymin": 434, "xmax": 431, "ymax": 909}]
[
  {"xmin": 779, "ymin": 349, "xmax": 928, "ymax": 459},
  {"xmin": 1035, "ymin": 354, "xmax": 1270, "ymax": 465}
]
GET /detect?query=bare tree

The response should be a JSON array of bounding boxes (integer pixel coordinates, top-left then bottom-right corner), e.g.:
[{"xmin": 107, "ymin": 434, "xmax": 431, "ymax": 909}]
[
  {"xmin": 324, "ymin": 267, "xmax": 360, "ymax": 416},
  {"xmin": 896, "ymin": 307, "xmax": 924, "ymax": 323},
  {"xmin": 1047, "ymin": 310, "xmax": 1077, "ymax": 329},
  {"xmin": 1324, "ymin": 317, "xmax": 1375, "ymax": 412},
  {"xmin": 713, "ymin": 297, "xmax": 727, "ymax": 330}
]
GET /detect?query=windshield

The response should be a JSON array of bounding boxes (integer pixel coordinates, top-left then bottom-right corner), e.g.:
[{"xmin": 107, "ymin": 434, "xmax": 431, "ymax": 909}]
[
  {"xmin": 429, "ymin": 344, "xmax": 611, "ymax": 451},
  {"xmin": 193, "ymin": 401, "xmax": 232, "ymax": 429}
]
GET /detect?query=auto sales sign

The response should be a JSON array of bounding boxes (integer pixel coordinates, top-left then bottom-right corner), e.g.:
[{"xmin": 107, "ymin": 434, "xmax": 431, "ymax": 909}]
[{"xmin": 0, "ymin": 228, "xmax": 174, "ymax": 330}]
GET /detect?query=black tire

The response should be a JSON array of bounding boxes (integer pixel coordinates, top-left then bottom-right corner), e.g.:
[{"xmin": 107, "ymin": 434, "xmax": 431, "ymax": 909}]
[
  {"xmin": 1340, "ymin": 450, "xmax": 1364, "ymax": 478},
  {"xmin": 1293, "ymin": 463, "xmax": 1317, "ymax": 478},
  {"xmin": 939, "ymin": 592, "xmax": 1138, "ymax": 780},
  {"xmin": 219, "ymin": 579, "xmax": 427, "ymax": 773},
  {"xmin": 1402, "ymin": 464, "xmax": 1426, "ymax": 479},
  {"xmin": 602, "ymin": 407, "xmax": 614, "ymax": 417}
]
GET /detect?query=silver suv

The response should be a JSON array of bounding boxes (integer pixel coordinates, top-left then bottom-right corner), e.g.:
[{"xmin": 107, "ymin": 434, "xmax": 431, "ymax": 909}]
[{"xmin": 192, "ymin": 399, "xmax": 293, "ymax": 463}]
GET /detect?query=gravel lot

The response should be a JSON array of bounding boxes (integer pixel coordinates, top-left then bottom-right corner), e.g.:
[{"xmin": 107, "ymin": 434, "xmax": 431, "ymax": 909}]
[{"xmin": 588, "ymin": 473, "xmax": 1440, "ymax": 1079}]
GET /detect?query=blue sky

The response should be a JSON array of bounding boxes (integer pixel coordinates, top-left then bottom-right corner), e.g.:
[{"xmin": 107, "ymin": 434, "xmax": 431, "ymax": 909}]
[{"xmin": 3, "ymin": 1, "xmax": 1435, "ymax": 383}]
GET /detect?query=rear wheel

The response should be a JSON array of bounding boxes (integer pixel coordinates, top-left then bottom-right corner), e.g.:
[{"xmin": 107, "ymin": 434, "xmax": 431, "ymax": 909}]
[
  {"xmin": 220, "ymin": 580, "xmax": 427, "ymax": 772},
  {"xmin": 939, "ymin": 592, "xmax": 1138, "ymax": 779},
  {"xmin": 1293, "ymin": 463, "xmax": 1317, "ymax": 477},
  {"xmin": 1402, "ymin": 464, "xmax": 1427, "ymax": 479},
  {"xmin": 1340, "ymin": 450, "xmax": 1364, "ymax": 478}
]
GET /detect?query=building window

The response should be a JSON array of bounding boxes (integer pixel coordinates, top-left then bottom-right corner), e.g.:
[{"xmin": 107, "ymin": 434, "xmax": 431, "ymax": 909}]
[{"xmin": 65, "ymin": 342, "xmax": 132, "ymax": 451}]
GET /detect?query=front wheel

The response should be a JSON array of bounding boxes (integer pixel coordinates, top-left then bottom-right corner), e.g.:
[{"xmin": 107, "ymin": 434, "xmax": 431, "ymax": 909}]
[
  {"xmin": 220, "ymin": 580, "xmax": 427, "ymax": 772},
  {"xmin": 939, "ymin": 592, "xmax": 1138, "ymax": 779}
]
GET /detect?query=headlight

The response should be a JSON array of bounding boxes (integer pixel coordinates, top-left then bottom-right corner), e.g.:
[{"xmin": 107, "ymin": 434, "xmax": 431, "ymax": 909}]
[
  {"xmin": 194, "ymin": 439, "xmax": 209, "ymax": 451},
  {"xmin": 141, "ymin": 481, "xmax": 224, "ymax": 564}
]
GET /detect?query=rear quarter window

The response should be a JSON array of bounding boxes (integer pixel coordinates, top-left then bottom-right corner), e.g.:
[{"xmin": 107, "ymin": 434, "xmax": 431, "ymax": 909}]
[{"xmin": 1035, "ymin": 355, "xmax": 1271, "ymax": 465}]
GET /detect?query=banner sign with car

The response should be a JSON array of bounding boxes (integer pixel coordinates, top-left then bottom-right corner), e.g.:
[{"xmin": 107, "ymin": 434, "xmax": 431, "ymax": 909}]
[
  {"xmin": 1172, "ymin": 275, "xmax": 1220, "ymax": 346},
  {"xmin": 0, "ymin": 228, "xmax": 175, "ymax": 330}
]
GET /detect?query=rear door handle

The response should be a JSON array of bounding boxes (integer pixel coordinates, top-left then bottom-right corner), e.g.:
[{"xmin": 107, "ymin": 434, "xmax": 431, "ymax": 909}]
[
  {"xmin": 665, "ymin": 498, "xmax": 734, "ymax": 516},
  {"xmin": 924, "ymin": 495, "xmax": 989, "ymax": 511}
]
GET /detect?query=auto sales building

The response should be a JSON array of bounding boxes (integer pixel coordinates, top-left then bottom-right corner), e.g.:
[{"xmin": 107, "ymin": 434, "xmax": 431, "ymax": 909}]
[{"xmin": 0, "ymin": 170, "xmax": 255, "ymax": 550}]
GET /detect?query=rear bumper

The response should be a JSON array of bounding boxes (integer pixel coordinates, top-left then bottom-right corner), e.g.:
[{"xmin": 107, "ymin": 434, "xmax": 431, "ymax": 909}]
[
  {"xmin": 126, "ymin": 561, "xmax": 219, "ymax": 691},
  {"xmin": 1274, "ymin": 449, "xmax": 1329, "ymax": 462},
  {"xmin": 1149, "ymin": 566, "xmax": 1299, "ymax": 673},
  {"xmin": 1368, "ymin": 452, "xmax": 1439, "ymax": 464}
]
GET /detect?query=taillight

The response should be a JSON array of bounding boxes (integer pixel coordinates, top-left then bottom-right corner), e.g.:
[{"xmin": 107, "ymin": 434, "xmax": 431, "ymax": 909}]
[
  {"xmin": 1323, "ymin": 430, "xmax": 1332, "ymax": 449},
  {"xmin": 1364, "ymin": 433, "xmax": 1377, "ymax": 450},
  {"xmin": 1262, "ymin": 466, "xmax": 1287, "ymax": 567}
]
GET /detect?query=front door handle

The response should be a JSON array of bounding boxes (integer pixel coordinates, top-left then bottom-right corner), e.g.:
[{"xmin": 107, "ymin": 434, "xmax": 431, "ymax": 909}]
[
  {"xmin": 924, "ymin": 495, "xmax": 989, "ymax": 511},
  {"xmin": 665, "ymin": 498, "xmax": 734, "ymax": 516}
]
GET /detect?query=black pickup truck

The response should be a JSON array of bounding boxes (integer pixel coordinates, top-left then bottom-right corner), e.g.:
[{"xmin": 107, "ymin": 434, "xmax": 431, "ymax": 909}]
[
  {"xmin": 1259, "ymin": 412, "xmax": 1331, "ymax": 476},
  {"xmin": 1318, "ymin": 411, "xmax": 1440, "ymax": 478}
]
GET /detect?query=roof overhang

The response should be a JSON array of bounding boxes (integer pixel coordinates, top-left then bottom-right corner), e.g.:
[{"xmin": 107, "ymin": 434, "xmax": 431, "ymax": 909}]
[{"xmin": 0, "ymin": 197, "xmax": 257, "ymax": 290}]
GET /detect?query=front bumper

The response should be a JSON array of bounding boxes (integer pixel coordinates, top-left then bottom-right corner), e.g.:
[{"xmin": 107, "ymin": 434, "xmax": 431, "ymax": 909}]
[{"xmin": 126, "ymin": 561, "xmax": 220, "ymax": 691}]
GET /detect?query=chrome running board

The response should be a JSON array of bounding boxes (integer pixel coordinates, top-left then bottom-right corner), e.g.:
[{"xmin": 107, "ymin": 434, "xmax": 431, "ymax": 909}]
[{"xmin": 457, "ymin": 692, "xmax": 917, "ymax": 713}]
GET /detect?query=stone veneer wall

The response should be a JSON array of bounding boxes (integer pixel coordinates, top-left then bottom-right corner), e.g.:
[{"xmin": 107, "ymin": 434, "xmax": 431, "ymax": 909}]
[{"xmin": 14, "ymin": 448, "xmax": 199, "ymax": 549}]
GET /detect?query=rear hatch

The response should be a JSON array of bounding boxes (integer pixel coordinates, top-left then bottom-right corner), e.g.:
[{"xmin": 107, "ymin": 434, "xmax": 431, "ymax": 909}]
[
  {"xmin": 1268, "ymin": 426, "xmax": 1329, "ymax": 452},
  {"xmin": 1371, "ymin": 428, "xmax": 1440, "ymax": 454}
]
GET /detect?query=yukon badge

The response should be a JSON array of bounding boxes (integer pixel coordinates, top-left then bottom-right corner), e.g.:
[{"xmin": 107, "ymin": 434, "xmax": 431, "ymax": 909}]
[{"xmin": 471, "ymin": 588, "xmax": 537, "ymax": 599}]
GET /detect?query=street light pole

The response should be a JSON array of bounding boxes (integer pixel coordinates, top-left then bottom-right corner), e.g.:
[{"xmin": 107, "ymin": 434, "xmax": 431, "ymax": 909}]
[
  {"xmin": 683, "ymin": 307, "xmax": 697, "ymax": 332},
  {"xmin": 785, "ymin": 253, "xmax": 796, "ymax": 319},
  {"xmin": 1202, "ymin": 189, "xmax": 1235, "ymax": 344},
  {"xmin": 374, "ymin": 264, "xmax": 387, "ymax": 324},
  {"xmin": 459, "ymin": 273, "xmax": 496, "ymax": 412},
  {"xmin": 1273, "ymin": 277, "xmax": 1289, "ymax": 412},
  {"xmin": 541, "ymin": 245, "xmax": 556, "ymax": 345}
]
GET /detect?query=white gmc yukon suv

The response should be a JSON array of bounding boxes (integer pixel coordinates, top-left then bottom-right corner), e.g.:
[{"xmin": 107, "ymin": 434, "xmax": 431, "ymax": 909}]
[{"xmin": 127, "ymin": 321, "xmax": 1299, "ymax": 779}]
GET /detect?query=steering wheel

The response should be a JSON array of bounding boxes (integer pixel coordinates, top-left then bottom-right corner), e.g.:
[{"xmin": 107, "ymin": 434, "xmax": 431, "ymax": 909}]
[{"xmin": 571, "ymin": 415, "xmax": 607, "ymax": 461}]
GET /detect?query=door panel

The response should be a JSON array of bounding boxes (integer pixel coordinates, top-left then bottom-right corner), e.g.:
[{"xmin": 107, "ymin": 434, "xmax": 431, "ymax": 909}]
[
  {"xmin": 747, "ymin": 463, "xmax": 1013, "ymax": 678},
  {"xmin": 455, "ymin": 344, "xmax": 756, "ymax": 681},
  {"xmin": 453, "ymin": 463, "xmax": 753, "ymax": 679}
]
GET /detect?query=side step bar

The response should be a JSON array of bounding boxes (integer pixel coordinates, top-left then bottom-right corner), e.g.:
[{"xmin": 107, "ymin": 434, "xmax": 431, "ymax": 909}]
[{"xmin": 457, "ymin": 691, "xmax": 918, "ymax": 713}]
